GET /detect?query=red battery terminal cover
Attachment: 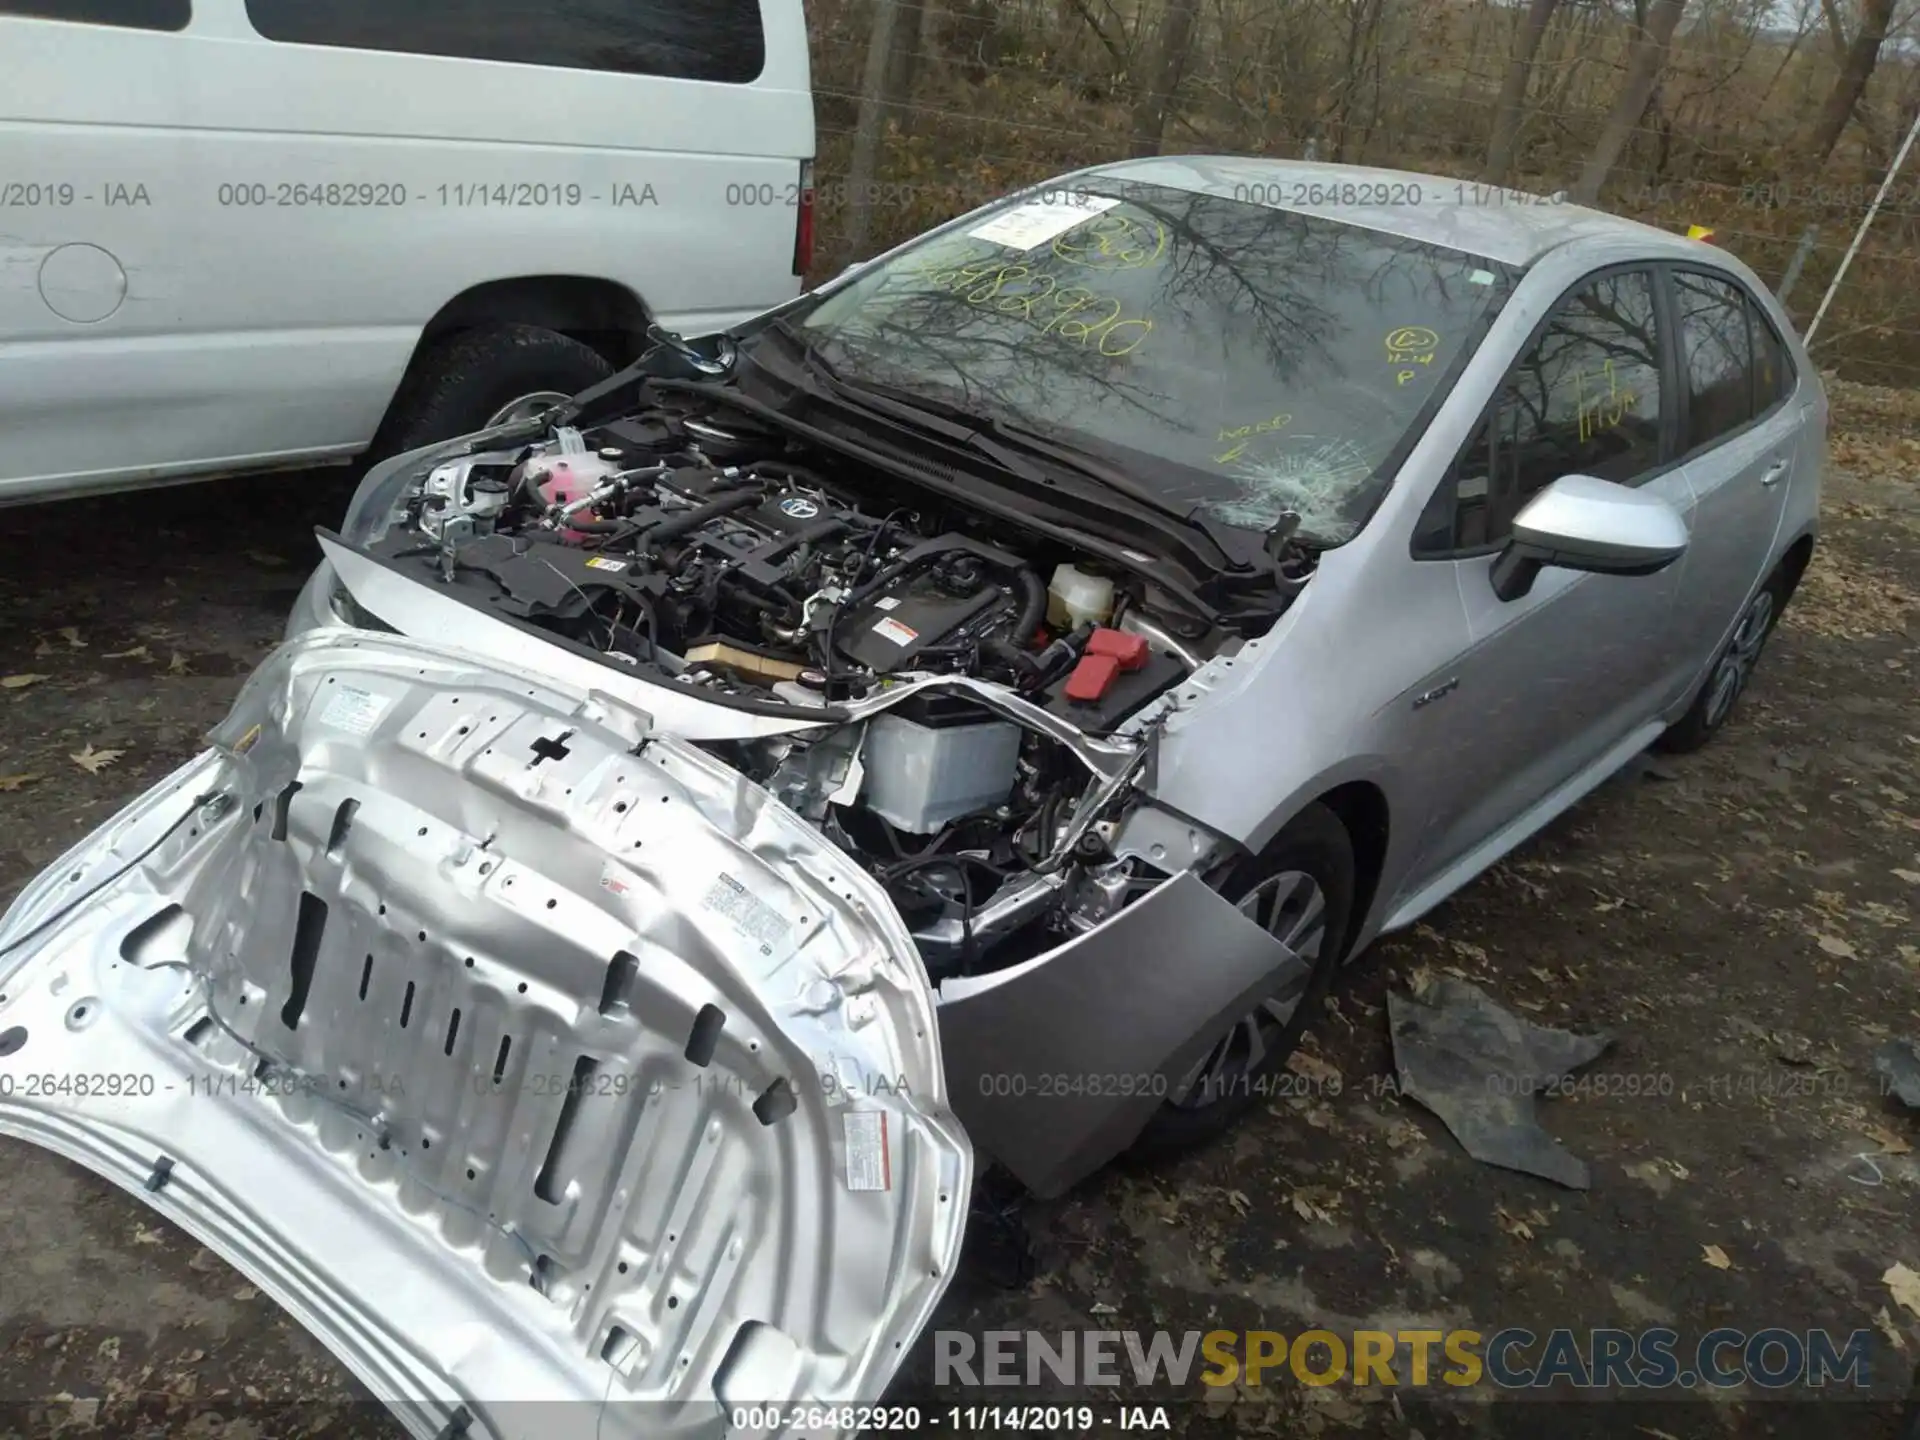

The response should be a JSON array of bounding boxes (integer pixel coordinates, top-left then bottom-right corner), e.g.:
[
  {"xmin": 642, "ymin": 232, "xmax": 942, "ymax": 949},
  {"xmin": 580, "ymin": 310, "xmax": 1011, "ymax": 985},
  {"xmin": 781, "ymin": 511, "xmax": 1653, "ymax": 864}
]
[
  {"xmin": 1085, "ymin": 627, "xmax": 1149, "ymax": 672},
  {"xmin": 1064, "ymin": 654, "xmax": 1121, "ymax": 703}
]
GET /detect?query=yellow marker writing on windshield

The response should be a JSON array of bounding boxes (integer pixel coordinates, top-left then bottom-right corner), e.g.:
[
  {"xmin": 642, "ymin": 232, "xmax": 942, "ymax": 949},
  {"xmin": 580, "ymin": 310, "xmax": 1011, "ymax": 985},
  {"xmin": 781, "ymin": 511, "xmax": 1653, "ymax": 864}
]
[{"xmin": 1212, "ymin": 412, "xmax": 1292, "ymax": 464}]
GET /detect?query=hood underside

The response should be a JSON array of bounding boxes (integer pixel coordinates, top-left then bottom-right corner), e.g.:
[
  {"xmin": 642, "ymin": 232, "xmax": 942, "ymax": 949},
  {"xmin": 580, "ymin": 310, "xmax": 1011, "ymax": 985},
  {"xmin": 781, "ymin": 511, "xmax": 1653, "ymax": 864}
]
[{"xmin": 0, "ymin": 631, "xmax": 970, "ymax": 1439}]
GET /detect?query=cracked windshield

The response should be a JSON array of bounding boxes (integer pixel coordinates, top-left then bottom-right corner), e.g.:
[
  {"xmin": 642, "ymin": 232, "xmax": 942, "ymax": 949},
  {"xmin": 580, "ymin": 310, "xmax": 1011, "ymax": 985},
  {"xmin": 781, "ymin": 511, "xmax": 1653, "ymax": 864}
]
[{"xmin": 795, "ymin": 181, "xmax": 1517, "ymax": 543}]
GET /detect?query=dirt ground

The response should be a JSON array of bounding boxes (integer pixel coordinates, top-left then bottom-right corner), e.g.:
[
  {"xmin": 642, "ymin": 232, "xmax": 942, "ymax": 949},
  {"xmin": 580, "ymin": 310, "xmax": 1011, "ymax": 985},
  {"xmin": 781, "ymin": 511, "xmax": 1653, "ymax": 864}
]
[{"xmin": 0, "ymin": 399, "xmax": 1916, "ymax": 1440}]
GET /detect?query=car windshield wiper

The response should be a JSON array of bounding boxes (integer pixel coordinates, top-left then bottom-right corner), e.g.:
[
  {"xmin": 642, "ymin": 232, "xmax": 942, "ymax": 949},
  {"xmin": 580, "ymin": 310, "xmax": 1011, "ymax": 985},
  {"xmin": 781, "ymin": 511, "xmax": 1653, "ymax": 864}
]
[{"xmin": 764, "ymin": 324, "xmax": 1262, "ymax": 569}]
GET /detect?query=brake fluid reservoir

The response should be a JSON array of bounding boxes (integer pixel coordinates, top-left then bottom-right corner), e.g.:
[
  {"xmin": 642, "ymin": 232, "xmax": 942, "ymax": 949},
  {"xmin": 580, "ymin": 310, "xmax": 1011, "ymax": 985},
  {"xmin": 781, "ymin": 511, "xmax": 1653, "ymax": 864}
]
[{"xmin": 1048, "ymin": 563, "xmax": 1115, "ymax": 631}]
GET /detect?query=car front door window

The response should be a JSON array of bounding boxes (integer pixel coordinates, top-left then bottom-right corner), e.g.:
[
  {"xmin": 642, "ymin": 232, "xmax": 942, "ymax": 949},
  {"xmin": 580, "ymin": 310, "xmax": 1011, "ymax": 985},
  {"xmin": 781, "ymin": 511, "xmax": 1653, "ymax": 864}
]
[{"xmin": 1418, "ymin": 269, "xmax": 1664, "ymax": 556}]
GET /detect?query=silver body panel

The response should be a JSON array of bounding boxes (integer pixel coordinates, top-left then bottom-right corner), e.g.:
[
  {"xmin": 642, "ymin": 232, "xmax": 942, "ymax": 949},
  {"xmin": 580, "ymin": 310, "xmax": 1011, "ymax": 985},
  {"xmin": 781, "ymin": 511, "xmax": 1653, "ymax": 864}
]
[
  {"xmin": 5, "ymin": 157, "xmax": 1828, "ymax": 1422},
  {"xmin": 0, "ymin": 632, "xmax": 970, "ymax": 1440}
]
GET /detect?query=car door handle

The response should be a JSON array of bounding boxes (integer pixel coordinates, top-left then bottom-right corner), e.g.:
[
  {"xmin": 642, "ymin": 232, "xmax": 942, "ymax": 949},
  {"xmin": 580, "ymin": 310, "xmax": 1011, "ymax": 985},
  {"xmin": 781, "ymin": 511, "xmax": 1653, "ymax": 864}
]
[{"xmin": 1760, "ymin": 460, "xmax": 1789, "ymax": 488}]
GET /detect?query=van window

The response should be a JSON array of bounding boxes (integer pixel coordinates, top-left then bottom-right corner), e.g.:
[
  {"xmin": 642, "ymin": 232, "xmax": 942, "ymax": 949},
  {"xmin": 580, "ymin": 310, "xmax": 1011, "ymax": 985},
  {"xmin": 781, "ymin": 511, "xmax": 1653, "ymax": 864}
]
[
  {"xmin": 243, "ymin": 0, "xmax": 765, "ymax": 83},
  {"xmin": 0, "ymin": 0, "xmax": 189, "ymax": 30}
]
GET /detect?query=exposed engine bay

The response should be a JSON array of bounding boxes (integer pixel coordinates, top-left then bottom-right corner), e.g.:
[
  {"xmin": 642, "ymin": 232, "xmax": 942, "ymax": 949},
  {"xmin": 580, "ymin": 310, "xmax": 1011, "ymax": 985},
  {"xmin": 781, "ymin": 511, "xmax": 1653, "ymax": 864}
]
[{"xmin": 355, "ymin": 396, "xmax": 1306, "ymax": 981}]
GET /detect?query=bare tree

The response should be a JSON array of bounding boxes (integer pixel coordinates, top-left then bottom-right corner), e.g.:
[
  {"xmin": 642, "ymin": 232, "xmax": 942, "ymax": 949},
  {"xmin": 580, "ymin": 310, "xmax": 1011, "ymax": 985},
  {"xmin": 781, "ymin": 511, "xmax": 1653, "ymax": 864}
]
[
  {"xmin": 1804, "ymin": 0, "xmax": 1902, "ymax": 163},
  {"xmin": 1129, "ymin": 0, "xmax": 1202, "ymax": 157},
  {"xmin": 1572, "ymin": 0, "xmax": 1690, "ymax": 204},
  {"xmin": 843, "ymin": 0, "xmax": 905, "ymax": 262},
  {"xmin": 881, "ymin": 0, "xmax": 926, "ymax": 136},
  {"xmin": 1484, "ymin": 0, "xmax": 1565, "ymax": 184}
]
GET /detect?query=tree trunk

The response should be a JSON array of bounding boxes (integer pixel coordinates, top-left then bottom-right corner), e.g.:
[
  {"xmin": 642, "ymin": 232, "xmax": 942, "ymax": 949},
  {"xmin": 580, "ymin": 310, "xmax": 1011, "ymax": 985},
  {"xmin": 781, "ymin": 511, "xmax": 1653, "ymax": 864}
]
[
  {"xmin": 843, "ymin": 0, "xmax": 903, "ymax": 262},
  {"xmin": 1128, "ymin": 0, "xmax": 1202, "ymax": 158},
  {"xmin": 1483, "ymin": 0, "xmax": 1563, "ymax": 184},
  {"xmin": 1571, "ymin": 0, "xmax": 1688, "ymax": 205},
  {"xmin": 880, "ymin": 0, "xmax": 925, "ymax": 135},
  {"xmin": 1818, "ymin": 0, "xmax": 1848, "ymax": 60},
  {"xmin": 1803, "ymin": 0, "xmax": 1899, "ymax": 165}
]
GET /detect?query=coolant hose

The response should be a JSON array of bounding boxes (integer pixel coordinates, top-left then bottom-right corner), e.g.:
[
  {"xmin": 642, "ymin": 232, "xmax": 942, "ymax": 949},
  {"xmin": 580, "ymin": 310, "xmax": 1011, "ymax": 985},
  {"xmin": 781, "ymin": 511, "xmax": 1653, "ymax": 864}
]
[
  {"xmin": 1008, "ymin": 567, "xmax": 1047, "ymax": 645},
  {"xmin": 641, "ymin": 487, "xmax": 764, "ymax": 544}
]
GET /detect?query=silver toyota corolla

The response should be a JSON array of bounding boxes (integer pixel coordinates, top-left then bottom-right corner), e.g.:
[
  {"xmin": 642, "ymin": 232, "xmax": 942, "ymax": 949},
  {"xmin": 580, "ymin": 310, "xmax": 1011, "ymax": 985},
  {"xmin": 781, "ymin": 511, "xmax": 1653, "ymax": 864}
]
[{"xmin": 0, "ymin": 157, "xmax": 1823, "ymax": 1436}]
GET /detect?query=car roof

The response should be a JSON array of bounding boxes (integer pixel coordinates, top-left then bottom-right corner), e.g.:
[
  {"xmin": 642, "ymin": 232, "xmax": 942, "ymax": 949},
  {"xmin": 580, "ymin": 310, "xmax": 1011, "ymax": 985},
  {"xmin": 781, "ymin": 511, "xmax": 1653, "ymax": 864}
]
[{"xmin": 1080, "ymin": 155, "xmax": 1693, "ymax": 268}]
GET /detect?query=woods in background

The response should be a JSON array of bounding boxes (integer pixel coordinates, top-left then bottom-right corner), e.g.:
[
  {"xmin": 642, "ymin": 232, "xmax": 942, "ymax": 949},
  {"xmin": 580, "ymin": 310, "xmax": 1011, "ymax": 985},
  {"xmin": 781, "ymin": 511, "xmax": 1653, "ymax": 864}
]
[{"xmin": 810, "ymin": 0, "xmax": 1920, "ymax": 383}]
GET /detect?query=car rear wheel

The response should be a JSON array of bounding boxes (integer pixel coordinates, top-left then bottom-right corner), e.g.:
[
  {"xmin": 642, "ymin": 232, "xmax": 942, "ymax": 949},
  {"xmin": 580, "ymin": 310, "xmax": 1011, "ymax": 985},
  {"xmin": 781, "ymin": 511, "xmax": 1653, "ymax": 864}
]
[
  {"xmin": 1126, "ymin": 803, "xmax": 1356, "ymax": 1160},
  {"xmin": 368, "ymin": 323, "xmax": 614, "ymax": 463},
  {"xmin": 1656, "ymin": 561, "xmax": 1792, "ymax": 755}
]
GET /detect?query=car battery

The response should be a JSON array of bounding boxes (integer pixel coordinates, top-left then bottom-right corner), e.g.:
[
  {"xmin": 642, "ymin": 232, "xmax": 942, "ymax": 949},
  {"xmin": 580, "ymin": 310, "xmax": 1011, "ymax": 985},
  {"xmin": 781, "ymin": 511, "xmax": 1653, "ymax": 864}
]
[{"xmin": 859, "ymin": 697, "xmax": 1022, "ymax": 834}]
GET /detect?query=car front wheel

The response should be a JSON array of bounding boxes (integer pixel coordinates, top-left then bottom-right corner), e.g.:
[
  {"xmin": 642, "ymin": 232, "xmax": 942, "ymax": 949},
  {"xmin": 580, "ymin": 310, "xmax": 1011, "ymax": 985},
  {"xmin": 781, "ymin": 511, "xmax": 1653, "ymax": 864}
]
[{"xmin": 1127, "ymin": 803, "xmax": 1356, "ymax": 1160}]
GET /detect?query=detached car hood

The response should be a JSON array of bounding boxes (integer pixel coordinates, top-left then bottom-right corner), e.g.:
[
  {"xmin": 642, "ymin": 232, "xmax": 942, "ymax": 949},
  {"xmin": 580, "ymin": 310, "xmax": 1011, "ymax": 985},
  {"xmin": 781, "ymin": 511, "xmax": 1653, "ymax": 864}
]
[{"xmin": 0, "ymin": 632, "xmax": 970, "ymax": 1439}]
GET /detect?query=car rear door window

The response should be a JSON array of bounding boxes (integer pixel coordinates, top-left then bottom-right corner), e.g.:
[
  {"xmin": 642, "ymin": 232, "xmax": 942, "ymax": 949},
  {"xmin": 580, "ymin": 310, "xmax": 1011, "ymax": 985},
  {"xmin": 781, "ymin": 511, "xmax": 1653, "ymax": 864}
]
[
  {"xmin": 1748, "ymin": 296, "xmax": 1796, "ymax": 414},
  {"xmin": 243, "ymin": 0, "xmax": 765, "ymax": 83},
  {"xmin": 1674, "ymin": 271, "xmax": 1758, "ymax": 454},
  {"xmin": 1416, "ymin": 269, "xmax": 1664, "ymax": 555},
  {"xmin": 0, "ymin": 0, "xmax": 189, "ymax": 29}
]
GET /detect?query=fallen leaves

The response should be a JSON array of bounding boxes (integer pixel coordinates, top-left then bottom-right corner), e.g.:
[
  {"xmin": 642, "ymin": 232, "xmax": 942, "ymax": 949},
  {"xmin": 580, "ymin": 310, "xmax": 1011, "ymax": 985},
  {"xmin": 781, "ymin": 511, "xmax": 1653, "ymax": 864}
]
[
  {"xmin": 56, "ymin": 626, "xmax": 85, "ymax": 650},
  {"xmin": 0, "ymin": 774, "xmax": 40, "ymax": 792},
  {"xmin": 69, "ymin": 744, "xmax": 125, "ymax": 775},
  {"xmin": 1496, "ymin": 1205, "xmax": 1546, "ymax": 1241},
  {"xmin": 1625, "ymin": 1157, "xmax": 1692, "ymax": 1194},
  {"xmin": 1781, "ymin": 544, "xmax": 1917, "ymax": 640},
  {"xmin": 1874, "ymin": 1305, "xmax": 1908, "ymax": 1352},
  {"xmin": 101, "ymin": 644, "xmax": 151, "ymax": 661},
  {"xmin": 1816, "ymin": 934, "xmax": 1859, "ymax": 960},
  {"xmin": 1286, "ymin": 1049, "xmax": 1342, "ymax": 1089},
  {"xmin": 1860, "ymin": 1123, "xmax": 1914, "ymax": 1156},
  {"xmin": 1289, "ymin": 1186, "xmax": 1341, "ymax": 1224},
  {"xmin": 1, "ymin": 674, "xmax": 48, "ymax": 690},
  {"xmin": 1887, "ymin": 1263, "xmax": 1920, "ymax": 1318},
  {"xmin": 1702, "ymin": 1244, "xmax": 1733, "ymax": 1270}
]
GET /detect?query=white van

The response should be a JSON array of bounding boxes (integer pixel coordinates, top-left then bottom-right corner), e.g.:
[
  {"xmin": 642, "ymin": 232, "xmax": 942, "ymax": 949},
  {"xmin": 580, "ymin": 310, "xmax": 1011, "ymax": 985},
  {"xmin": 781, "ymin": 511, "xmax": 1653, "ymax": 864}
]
[{"xmin": 0, "ymin": 0, "xmax": 815, "ymax": 504}]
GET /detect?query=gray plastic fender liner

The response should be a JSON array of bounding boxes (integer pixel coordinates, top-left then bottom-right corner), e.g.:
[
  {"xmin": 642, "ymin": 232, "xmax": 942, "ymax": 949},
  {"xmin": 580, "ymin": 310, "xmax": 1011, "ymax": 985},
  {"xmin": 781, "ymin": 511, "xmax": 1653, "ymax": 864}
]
[{"xmin": 934, "ymin": 873, "xmax": 1304, "ymax": 1197}]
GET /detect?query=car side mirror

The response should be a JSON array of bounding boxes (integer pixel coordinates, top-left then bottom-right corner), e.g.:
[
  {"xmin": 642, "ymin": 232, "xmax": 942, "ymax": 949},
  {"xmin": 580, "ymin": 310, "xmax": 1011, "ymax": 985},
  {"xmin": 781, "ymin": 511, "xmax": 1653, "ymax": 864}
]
[{"xmin": 1491, "ymin": 474, "xmax": 1689, "ymax": 602}]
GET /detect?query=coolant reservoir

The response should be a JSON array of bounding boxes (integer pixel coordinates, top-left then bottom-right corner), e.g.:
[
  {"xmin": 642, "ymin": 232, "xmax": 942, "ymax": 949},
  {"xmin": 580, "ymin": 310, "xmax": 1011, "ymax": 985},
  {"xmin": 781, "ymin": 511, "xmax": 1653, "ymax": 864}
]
[{"xmin": 1048, "ymin": 563, "xmax": 1115, "ymax": 631}]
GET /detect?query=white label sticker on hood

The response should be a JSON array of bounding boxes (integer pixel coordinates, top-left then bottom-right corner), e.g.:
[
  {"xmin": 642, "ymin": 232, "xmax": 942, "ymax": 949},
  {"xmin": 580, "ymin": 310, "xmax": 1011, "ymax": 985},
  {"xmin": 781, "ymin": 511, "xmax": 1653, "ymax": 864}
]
[
  {"xmin": 844, "ymin": 1110, "xmax": 891, "ymax": 1191},
  {"xmin": 871, "ymin": 617, "xmax": 918, "ymax": 647},
  {"xmin": 317, "ymin": 685, "xmax": 391, "ymax": 737},
  {"xmin": 967, "ymin": 194, "xmax": 1121, "ymax": 251},
  {"xmin": 701, "ymin": 872, "xmax": 791, "ymax": 957}
]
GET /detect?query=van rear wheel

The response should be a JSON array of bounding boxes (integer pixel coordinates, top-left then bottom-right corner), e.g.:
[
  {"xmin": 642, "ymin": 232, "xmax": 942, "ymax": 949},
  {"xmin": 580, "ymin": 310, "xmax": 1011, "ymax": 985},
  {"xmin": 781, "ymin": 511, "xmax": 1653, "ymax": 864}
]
[{"xmin": 369, "ymin": 323, "xmax": 614, "ymax": 461}]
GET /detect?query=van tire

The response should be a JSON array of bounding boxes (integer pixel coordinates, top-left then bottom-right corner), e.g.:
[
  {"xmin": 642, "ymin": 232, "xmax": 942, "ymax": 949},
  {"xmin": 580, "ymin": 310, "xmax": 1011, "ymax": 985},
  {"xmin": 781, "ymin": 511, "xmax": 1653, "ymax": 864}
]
[{"xmin": 369, "ymin": 324, "xmax": 614, "ymax": 461}]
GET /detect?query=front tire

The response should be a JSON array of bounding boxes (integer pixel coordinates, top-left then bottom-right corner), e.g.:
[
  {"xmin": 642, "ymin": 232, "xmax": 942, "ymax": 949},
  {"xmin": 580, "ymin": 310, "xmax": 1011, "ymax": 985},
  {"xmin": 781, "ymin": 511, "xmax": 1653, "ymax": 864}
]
[
  {"xmin": 1656, "ymin": 561, "xmax": 1792, "ymax": 755},
  {"xmin": 368, "ymin": 323, "xmax": 614, "ymax": 463},
  {"xmin": 1127, "ymin": 803, "xmax": 1357, "ymax": 1160}
]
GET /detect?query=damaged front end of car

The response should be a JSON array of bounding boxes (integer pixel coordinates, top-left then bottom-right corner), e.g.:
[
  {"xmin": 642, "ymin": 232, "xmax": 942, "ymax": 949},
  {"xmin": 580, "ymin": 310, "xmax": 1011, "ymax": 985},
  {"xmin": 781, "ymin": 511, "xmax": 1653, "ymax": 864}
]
[
  {"xmin": 0, "ymin": 394, "xmax": 1318, "ymax": 1430},
  {"xmin": 0, "ymin": 631, "xmax": 970, "ymax": 1440}
]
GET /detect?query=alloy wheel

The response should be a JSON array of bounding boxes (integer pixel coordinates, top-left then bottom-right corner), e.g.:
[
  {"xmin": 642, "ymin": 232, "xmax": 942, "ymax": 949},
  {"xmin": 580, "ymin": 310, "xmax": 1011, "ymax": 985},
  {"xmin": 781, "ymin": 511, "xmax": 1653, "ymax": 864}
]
[
  {"xmin": 1703, "ymin": 588, "xmax": 1776, "ymax": 730},
  {"xmin": 1168, "ymin": 869, "xmax": 1329, "ymax": 1110}
]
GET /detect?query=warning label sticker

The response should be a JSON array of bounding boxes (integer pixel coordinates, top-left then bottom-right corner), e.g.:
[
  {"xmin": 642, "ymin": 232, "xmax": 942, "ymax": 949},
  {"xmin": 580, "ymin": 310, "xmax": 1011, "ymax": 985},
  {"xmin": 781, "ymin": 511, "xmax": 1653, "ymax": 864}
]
[
  {"xmin": 317, "ymin": 685, "xmax": 391, "ymax": 737},
  {"xmin": 584, "ymin": 556, "xmax": 629, "ymax": 572},
  {"xmin": 871, "ymin": 617, "xmax": 919, "ymax": 647},
  {"xmin": 844, "ymin": 1110, "xmax": 891, "ymax": 1192},
  {"xmin": 701, "ymin": 872, "xmax": 791, "ymax": 957}
]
